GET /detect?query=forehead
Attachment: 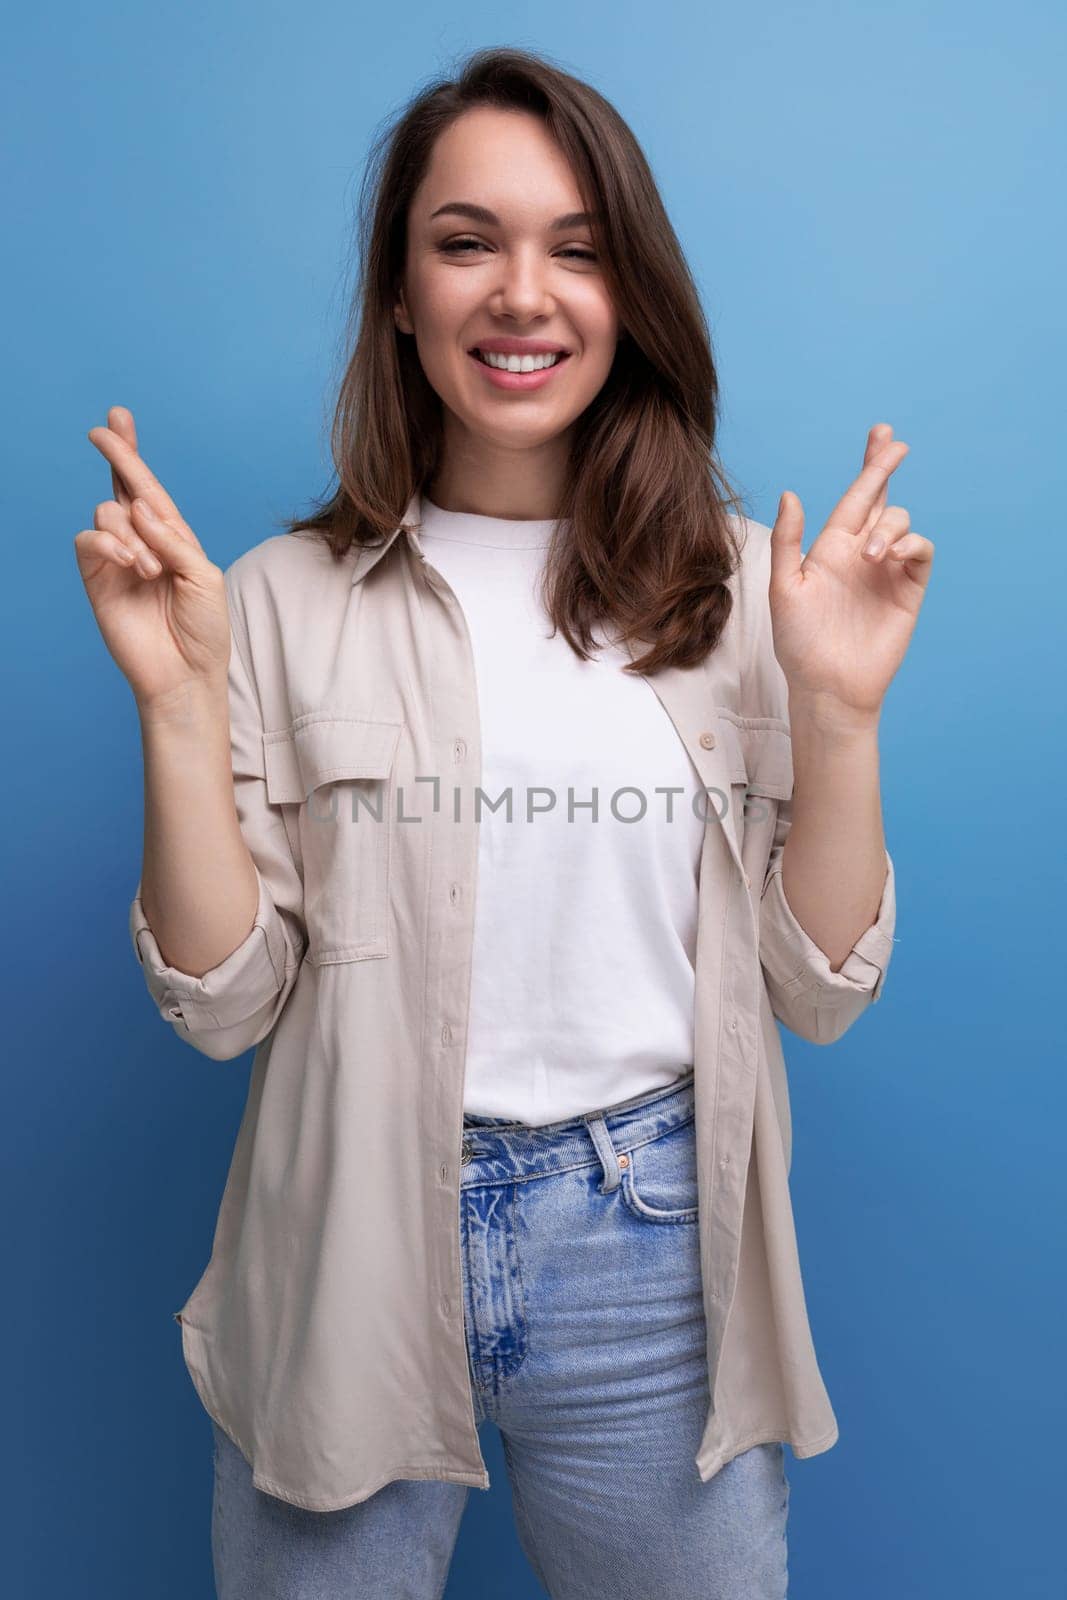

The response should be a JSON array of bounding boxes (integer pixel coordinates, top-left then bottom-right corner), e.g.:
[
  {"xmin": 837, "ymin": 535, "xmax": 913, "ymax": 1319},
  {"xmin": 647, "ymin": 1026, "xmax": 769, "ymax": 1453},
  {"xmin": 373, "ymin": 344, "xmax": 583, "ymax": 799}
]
[{"xmin": 415, "ymin": 107, "xmax": 584, "ymax": 217}]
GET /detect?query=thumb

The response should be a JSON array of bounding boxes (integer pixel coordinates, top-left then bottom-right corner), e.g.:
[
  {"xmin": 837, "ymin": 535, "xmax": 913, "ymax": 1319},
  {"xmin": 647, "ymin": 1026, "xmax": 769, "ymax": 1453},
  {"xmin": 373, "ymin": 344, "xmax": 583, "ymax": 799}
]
[{"xmin": 770, "ymin": 490, "xmax": 805, "ymax": 592}]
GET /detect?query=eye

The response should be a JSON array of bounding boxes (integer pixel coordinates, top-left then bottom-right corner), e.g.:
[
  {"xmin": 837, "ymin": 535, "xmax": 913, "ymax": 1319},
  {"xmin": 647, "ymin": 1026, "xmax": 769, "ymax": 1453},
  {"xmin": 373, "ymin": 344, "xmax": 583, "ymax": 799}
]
[
  {"xmin": 438, "ymin": 237, "xmax": 489, "ymax": 255},
  {"xmin": 437, "ymin": 237, "xmax": 597, "ymax": 263}
]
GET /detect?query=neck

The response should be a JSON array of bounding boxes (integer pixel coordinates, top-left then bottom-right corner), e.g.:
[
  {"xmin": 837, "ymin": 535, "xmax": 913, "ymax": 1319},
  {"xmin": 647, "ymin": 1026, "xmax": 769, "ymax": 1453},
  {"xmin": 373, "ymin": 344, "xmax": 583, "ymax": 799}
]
[{"xmin": 429, "ymin": 420, "xmax": 571, "ymax": 520}]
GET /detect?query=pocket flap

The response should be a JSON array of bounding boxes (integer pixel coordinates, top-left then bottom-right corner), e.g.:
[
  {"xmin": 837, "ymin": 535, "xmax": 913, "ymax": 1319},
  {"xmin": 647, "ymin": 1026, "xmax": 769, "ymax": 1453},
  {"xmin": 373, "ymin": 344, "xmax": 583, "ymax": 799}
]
[
  {"xmin": 263, "ymin": 716, "xmax": 402, "ymax": 804},
  {"xmin": 714, "ymin": 717, "xmax": 793, "ymax": 800},
  {"xmin": 739, "ymin": 724, "xmax": 793, "ymax": 800},
  {"xmin": 712, "ymin": 718, "xmax": 751, "ymax": 786}
]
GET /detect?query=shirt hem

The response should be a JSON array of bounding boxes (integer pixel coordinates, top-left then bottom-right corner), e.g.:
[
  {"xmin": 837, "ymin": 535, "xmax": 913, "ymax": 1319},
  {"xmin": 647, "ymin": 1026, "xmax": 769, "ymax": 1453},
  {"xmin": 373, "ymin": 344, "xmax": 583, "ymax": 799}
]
[
  {"xmin": 695, "ymin": 1419, "xmax": 840, "ymax": 1481},
  {"xmin": 177, "ymin": 1314, "xmax": 491, "ymax": 1511}
]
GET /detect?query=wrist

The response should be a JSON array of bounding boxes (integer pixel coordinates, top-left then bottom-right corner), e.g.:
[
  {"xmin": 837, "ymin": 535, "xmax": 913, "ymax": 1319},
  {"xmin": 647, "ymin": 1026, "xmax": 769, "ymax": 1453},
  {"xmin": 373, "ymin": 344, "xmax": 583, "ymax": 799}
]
[
  {"xmin": 136, "ymin": 676, "xmax": 229, "ymax": 732},
  {"xmin": 786, "ymin": 688, "xmax": 882, "ymax": 743}
]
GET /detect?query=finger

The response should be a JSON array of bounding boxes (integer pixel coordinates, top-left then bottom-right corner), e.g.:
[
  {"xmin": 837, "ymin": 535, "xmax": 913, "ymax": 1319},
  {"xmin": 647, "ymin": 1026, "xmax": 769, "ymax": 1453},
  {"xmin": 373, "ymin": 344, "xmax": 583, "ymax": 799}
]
[
  {"xmin": 86, "ymin": 425, "xmax": 202, "ymax": 550},
  {"xmin": 107, "ymin": 406, "xmax": 139, "ymax": 508},
  {"xmin": 75, "ymin": 524, "xmax": 159, "ymax": 582},
  {"xmin": 93, "ymin": 499, "xmax": 165, "ymax": 575},
  {"xmin": 128, "ymin": 495, "xmax": 210, "ymax": 578},
  {"xmin": 861, "ymin": 423, "xmax": 894, "ymax": 537},
  {"xmin": 860, "ymin": 505, "xmax": 910, "ymax": 560},
  {"xmin": 885, "ymin": 532, "xmax": 934, "ymax": 578},
  {"xmin": 826, "ymin": 438, "xmax": 910, "ymax": 538},
  {"xmin": 769, "ymin": 489, "xmax": 806, "ymax": 592},
  {"xmin": 88, "ymin": 420, "xmax": 184, "ymax": 524}
]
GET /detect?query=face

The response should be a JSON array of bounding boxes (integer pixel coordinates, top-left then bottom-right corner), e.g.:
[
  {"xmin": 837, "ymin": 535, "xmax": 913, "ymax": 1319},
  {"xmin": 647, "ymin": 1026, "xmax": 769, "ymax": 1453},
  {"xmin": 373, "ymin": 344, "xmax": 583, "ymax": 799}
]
[{"xmin": 395, "ymin": 106, "xmax": 621, "ymax": 489}]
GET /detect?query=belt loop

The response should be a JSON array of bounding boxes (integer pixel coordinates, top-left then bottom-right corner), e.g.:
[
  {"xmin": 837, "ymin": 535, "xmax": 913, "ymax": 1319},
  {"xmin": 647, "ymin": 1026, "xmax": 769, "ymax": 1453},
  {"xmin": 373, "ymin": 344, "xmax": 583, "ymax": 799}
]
[{"xmin": 584, "ymin": 1112, "xmax": 622, "ymax": 1193}]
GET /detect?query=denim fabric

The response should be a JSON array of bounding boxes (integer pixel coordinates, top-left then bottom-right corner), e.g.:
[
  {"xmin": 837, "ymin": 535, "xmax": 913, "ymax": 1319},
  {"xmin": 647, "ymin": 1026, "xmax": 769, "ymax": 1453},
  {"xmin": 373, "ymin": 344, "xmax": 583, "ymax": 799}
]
[{"xmin": 211, "ymin": 1069, "xmax": 789, "ymax": 1598}]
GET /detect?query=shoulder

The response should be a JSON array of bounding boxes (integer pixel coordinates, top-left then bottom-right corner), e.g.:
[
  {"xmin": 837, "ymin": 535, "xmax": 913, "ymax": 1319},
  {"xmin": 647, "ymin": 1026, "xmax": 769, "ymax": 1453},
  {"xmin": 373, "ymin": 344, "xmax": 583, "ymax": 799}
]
[
  {"xmin": 722, "ymin": 512, "xmax": 788, "ymax": 723},
  {"xmin": 722, "ymin": 510, "xmax": 775, "ymax": 663},
  {"xmin": 223, "ymin": 529, "xmax": 350, "ymax": 637},
  {"xmin": 725, "ymin": 510, "xmax": 774, "ymax": 602},
  {"xmin": 224, "ymin": 528, "xmax": 342, "ymax": 600}
]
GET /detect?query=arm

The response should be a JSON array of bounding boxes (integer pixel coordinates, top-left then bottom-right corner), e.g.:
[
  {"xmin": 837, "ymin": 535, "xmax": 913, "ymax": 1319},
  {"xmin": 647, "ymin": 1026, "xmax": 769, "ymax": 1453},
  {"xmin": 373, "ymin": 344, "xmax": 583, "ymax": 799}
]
[
  {"xmin": 758, "ymin": 695, "xmax": 896, "ymax": 1045},
  {"xmin": 754, "ymin": 422, "xmax": 931, "ymax": 1043},
  {"xmin": 129, "ymin": 570, "xmax": 306, "ymax": 1060}
]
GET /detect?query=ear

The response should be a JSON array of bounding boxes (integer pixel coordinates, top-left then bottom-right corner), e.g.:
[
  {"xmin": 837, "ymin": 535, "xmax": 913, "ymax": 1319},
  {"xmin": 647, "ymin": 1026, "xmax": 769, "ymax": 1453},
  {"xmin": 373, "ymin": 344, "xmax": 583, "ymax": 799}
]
[{"xmin": 394, "ymin": 287, "xmax": 413, "ymax": 336}]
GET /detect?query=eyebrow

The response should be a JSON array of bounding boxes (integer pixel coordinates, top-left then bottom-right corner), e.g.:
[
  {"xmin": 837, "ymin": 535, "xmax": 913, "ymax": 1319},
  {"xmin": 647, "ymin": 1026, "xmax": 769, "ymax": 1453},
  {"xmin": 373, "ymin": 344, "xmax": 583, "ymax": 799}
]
[{"xmin": 428, "ymin": 201, "xmax": 598, "ymax": 231}]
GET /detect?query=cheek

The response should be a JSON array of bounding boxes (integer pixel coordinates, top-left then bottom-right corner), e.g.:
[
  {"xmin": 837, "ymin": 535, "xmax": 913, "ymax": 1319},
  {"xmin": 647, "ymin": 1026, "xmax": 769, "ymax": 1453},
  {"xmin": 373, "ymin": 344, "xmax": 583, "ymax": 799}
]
[
  {"xmin": 414, "ymin": 269, "xmax": 477, "ymax": 343},
  {"xmin": 574, "ymin": 294, "xmax": 619, "ymax": 365},
  {"xmin": 579, "ymin": 305, "xmax": 620, "ymax": 372},
  {"xmin": 407, "ymin": 288, "xmax": 470, "ymax": 395}
]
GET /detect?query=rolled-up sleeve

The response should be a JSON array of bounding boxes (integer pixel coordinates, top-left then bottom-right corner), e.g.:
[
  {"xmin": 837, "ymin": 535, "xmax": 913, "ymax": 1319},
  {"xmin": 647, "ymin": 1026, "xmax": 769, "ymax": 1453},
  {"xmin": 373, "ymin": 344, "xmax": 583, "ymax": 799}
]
[
  {"xmin": 128, "ymin": 567, "xmax": 306, "ymax": 1061},
  {"xmin": 758, "ymin": 810, "xmax": 897, "ymax": 1045}
]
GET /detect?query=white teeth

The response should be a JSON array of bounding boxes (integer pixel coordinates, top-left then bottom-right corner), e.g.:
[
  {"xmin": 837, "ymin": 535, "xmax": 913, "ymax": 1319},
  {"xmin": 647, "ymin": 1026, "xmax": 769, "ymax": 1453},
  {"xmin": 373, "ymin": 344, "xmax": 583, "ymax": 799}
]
[{"xmin": 475, "ymin": 350, "xmax": 564, "ymax": 372}]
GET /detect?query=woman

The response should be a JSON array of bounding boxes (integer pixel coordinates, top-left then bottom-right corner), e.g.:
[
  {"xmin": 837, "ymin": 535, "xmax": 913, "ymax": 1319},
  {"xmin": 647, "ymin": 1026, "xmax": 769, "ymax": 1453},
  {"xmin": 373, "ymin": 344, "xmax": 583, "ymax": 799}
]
[{"xmin": 78, "ymin": 45, "xmax": 932, "ymax": 1600}]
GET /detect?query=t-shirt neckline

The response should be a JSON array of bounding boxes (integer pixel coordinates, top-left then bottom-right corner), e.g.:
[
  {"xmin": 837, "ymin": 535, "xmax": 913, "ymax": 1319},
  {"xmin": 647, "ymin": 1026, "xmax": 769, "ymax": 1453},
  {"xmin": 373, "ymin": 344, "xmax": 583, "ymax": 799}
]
[{"xmin": 418, "ymin": 491, "xmax": 563, "ymax": 549}]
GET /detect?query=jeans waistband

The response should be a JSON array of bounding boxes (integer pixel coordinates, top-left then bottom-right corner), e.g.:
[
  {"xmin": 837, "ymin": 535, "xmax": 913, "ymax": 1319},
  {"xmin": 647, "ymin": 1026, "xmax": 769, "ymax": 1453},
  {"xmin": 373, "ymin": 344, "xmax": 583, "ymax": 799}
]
[{"xmin": 458, "ymin": 1068, "xmax": 695, "ymax": 1192}]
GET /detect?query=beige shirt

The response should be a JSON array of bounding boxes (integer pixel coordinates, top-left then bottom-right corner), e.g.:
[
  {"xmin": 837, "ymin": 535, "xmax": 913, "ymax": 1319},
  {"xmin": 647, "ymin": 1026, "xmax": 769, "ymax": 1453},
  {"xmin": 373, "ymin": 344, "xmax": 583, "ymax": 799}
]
[{"xmin": 130, "ymin": 489, "xmax": 897, "ymax": 1512}]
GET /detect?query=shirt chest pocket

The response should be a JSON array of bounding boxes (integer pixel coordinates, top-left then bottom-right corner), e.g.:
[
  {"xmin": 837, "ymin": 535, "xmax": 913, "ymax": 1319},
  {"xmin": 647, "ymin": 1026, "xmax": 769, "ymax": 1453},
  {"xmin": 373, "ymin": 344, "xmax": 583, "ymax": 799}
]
[
  {"xmin": 714, "ymin": 716, "xmax": 794, "ymax": 874},
  {"xmin": 263, "ymin": 715, "xmax": 403, "ymax": 964}
]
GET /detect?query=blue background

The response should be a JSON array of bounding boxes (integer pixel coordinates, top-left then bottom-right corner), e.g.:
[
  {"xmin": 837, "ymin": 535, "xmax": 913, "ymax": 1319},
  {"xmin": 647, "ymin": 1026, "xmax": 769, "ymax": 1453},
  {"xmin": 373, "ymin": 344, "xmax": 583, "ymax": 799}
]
[{"xmin": 4, "ymin": 1, "xmax": 1063, "ymax": 1594}]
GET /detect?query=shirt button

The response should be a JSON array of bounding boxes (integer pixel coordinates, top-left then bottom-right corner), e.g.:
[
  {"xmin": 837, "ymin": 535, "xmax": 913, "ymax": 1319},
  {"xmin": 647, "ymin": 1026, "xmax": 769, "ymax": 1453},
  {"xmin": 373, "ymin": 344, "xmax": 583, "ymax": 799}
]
[
  {"xmin": 441, "ymin": 1295, "xmax": 452, "ymax": 1317},
  {"xmin": 449, "ymin": 883, "xmax": 459, "ymax": 905},
  {"xmin": 699, "ymin": 731, "xmax": 716, "ymax": 750},
  {"xmin": 453, "ymin": 739, "xmax": 466, "ymax": 763},
  {"xmin": 441, "ymin": 1022, "xmax": 452, "ymax": 1045},
  {"xmin": 439, "ymin": 1162, "xmax": 448, "ymax": 1182},
  {"xmin": 729, "ymin": 1016, "xmax": 738, "ymax": 1031}
]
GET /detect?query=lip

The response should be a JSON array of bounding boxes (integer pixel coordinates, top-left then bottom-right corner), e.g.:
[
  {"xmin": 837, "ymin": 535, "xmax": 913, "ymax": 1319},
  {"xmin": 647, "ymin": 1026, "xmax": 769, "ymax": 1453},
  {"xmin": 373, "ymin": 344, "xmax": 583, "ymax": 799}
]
[
  {"xmin": 469, "ymin": 337, "xmax": 571, "ymax": 355},
  {"xmin": 467, "ymin": 348, "xmax": 572, "ymax": 391}
]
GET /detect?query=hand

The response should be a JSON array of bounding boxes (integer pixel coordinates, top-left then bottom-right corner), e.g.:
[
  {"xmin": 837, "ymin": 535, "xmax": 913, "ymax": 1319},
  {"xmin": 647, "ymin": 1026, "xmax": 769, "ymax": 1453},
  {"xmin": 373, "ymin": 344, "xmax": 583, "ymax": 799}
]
[
  {"xmin": 767, "ymin": 423, "xmax": 935, "ymax": 722},
  {"xmin": 76, "ymin": 406, "xmax": 231, "ymax": 713}
]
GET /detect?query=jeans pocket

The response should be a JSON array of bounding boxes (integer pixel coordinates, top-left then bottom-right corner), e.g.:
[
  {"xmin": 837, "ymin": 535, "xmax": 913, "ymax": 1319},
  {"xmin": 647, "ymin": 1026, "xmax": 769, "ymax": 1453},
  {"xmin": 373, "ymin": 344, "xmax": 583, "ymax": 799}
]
[{"xmin": 619, "ymin": 1115, "xmax": 699, "ymax": 1223}]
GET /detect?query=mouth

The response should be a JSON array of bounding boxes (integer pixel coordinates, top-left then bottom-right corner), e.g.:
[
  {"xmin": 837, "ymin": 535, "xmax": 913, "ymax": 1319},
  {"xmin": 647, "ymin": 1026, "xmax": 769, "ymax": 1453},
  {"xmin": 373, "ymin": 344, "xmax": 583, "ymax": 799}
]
[
  {"xmin": 466, "ymin": 346, "xmax": 574, "ymax": 392},
  {"xmin": 468, "ymin": 347, "xmax": 572, "ymax": 373}
]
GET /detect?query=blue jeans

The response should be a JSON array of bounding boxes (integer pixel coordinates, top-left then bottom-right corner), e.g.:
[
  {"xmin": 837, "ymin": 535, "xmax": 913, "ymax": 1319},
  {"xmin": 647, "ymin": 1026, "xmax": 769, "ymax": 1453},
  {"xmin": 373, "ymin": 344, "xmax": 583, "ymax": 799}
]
[{"xmin": 211, "ymin": 1069, "xmax": 790, "ymax": 1598}]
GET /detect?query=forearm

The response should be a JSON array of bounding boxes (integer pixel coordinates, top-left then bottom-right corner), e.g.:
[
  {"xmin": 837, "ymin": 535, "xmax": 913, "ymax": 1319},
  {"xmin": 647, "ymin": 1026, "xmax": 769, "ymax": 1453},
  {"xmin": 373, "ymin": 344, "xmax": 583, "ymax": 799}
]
[
  {"xmin": 780, "ymin": 690, "xmax": 888, "ymax": 972},
  {"xmin": 137, "ymin": 679, "xmax": 259, "ymax": 978}
]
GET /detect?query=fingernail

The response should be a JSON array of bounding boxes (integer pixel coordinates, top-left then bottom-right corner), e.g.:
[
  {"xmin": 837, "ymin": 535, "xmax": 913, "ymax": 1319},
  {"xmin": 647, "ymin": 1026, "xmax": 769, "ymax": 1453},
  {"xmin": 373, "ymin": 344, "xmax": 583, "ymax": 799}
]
[{"xmin": 864, "ymin": 537, "xmax": 884, "ymax": 556}]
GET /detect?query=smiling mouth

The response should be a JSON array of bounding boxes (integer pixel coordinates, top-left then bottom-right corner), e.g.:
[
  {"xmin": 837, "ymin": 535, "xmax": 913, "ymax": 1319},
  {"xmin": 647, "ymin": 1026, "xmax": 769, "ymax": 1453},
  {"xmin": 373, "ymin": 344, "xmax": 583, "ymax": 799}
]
[{"xmin": 469, "ymin": 348, "xmax": 571, "ymax": 372}]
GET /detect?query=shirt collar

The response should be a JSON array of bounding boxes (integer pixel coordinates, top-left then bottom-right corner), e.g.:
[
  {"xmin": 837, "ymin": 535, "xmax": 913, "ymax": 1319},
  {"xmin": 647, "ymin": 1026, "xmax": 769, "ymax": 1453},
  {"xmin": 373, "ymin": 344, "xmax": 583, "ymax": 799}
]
[
  {"xmin": 350, "ymin": 489, "xmax": 424, "ymax": 586},
  {"xmin": 355, "ymin": 485, "xmax": 655, "ymax": 675}
]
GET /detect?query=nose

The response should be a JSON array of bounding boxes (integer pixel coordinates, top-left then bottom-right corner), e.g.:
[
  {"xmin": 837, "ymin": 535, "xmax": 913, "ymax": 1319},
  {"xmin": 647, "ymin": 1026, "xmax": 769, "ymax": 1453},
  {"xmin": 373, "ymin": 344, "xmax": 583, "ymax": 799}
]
[{"xmin": 489, "ymin": 245, "xmax": 556, "ymax": 323}]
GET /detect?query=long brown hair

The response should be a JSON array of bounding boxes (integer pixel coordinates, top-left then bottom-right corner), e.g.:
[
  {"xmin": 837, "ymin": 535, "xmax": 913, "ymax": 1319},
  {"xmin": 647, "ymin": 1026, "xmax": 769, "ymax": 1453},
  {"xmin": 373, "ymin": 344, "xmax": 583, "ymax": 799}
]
[{"xmin": 280, "ymin": 44, "xmax": 750, "ymax": 674}]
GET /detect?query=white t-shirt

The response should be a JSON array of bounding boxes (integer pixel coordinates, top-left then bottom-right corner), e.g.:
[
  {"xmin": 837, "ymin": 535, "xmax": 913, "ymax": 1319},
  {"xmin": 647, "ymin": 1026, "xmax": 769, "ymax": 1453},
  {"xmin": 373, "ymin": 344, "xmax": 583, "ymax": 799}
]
[{"xmin": 418, "ymin": 495, "xmax": 706, "ymax": 1125}]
